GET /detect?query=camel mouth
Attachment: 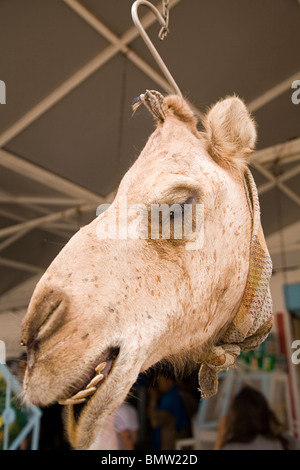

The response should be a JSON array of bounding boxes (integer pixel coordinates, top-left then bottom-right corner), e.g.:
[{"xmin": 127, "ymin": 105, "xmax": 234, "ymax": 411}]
[{"xmin": 58, "ymin": 347, "xmax": 120, "ymax": 421}]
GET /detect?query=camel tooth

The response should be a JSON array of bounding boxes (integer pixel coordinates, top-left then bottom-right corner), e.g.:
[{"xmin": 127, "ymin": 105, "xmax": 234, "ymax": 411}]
[
  {"xmin": 86, "ymin": 374, "xmax": 104, "ymax": 389},
  {"xmin": 95, "ymin": 362, "xmax": 107, "ymax": 373},
  {"xmin": 59, "ymin": 397, "xmax": 86, "ymax": 406},
  {"xmin": 70, "ymin": 387, "xmax": 97, "ymax": 401}
]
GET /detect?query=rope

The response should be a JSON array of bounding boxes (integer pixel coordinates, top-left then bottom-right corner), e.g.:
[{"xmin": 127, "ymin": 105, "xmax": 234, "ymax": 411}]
[{"xmin": 159, "ymin": 0, "xmax": 170, "ymax": 40}]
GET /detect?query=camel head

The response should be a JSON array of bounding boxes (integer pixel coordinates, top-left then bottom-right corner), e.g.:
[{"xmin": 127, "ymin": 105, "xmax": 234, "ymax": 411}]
[{"xmin": 21, "ymin": 92, "xmax": 260, "ymax": 449}]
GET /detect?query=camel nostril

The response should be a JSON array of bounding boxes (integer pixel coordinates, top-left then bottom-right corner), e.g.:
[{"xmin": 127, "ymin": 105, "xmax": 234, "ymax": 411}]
[
  {"xmin": 21, "ymin": 289, "xmax": 69, "ymax": 349},
  {"xmin": 25, "ymin": 333, "xmax": 40, "ymax": 373}
]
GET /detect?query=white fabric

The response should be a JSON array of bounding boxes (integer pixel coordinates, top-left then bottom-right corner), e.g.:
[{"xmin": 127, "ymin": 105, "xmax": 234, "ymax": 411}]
[
  {"xmin": 223, "ymin": 434, "xmax": 284, "ymax": 450},
  {"xmin": 114, "ymin": 402, "xmax": 139, "ymax": 433}
]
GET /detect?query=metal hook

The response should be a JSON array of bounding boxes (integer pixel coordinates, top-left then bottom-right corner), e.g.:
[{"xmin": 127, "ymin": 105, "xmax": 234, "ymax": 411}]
[{"xmin": 131, "ymin": 0, "xmax": 182, "ymax": 97}]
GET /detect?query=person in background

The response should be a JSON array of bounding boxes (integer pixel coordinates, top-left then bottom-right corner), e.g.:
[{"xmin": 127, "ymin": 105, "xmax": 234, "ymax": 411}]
[
  {"xmin": 214, "ymin": 385, "xmax": 300, "ymax": 450},
  {"xmin": 114, "ymin": 400, "xmax": 140, "ymax": 450},
  {"xmin": 90, "ymin": 401, "xmax": 139, "ymax": 450},
  {"xmin": 148, "ymin": 374, "xmax": 189, "ymax": 450}
]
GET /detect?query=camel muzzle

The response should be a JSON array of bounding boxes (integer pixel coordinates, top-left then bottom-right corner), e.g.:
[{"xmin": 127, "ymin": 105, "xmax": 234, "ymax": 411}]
[{"xmin": 21, "ymin": 289, "xmax": 69, "ymax": 370}]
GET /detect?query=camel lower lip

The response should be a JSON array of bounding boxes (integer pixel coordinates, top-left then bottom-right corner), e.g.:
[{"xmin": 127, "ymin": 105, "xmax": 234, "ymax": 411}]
[{"xmin": 58, "ymin": 347, "xmax": 120, "ymax": 420}]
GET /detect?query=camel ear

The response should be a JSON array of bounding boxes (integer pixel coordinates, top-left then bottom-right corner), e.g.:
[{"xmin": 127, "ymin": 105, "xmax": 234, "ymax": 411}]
[{"xmin": 202, "ymin": 96, "xmax": 257, "ymax": 172}]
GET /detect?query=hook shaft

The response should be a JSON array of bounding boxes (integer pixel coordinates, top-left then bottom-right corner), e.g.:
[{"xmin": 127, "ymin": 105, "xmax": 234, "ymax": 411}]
[{"xmin": 131, "ymin": 0, "xmax": 182, "ymax": 97}]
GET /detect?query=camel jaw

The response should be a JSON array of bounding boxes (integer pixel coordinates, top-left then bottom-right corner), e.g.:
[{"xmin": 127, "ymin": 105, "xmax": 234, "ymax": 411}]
[
  {"xmin": 58, "ymin": 347, "xmax": 119, "ymax": 408},
  {"xmin": 59, "ymin": 346, "xmax": 141, "ymax": 450}
]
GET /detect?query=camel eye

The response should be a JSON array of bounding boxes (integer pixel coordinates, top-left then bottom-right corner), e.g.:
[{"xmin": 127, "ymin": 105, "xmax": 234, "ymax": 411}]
[
  {"xmin": 172, "ymin": 203, "xmax": 186, "ymax": 217},
  {"xmin": 175, "ymin": 199, "xmax": 193, "ymax": 217},
  {"xmin": 169, "ymin": 203, "xmax": 185, "ymax": 218},
  {"xmin": 148, "ymin": 196, "xmax": 196, "ymax": 241}
]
